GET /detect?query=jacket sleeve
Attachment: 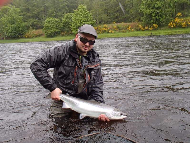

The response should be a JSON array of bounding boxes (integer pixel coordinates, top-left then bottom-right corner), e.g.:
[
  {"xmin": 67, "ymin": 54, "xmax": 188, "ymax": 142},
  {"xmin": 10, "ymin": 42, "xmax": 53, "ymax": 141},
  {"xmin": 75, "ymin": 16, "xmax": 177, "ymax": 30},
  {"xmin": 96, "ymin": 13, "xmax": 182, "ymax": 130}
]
[
  {"xmin": 30, "ymin": 45, "xmax": 67, "ymax": 92},
  {"xmin": 88, "ymin": 64, "xmax": 105, "ymax": 103}
]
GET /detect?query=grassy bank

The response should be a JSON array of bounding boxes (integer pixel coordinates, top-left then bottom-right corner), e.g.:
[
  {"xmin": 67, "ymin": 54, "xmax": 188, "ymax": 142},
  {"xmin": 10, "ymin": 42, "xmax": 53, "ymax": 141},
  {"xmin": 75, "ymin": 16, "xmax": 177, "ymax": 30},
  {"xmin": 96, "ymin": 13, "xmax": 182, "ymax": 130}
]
[
  {"xmin": 0, "ymin": 28, "xmax": 190, "ymax": 44},
  {"xmin": 0, "ymin": 35, "xmax": 75, "ymax": 44},
  {"xmin": 98, "ymin": 28, "xmax": 190, "ymax": 39}
]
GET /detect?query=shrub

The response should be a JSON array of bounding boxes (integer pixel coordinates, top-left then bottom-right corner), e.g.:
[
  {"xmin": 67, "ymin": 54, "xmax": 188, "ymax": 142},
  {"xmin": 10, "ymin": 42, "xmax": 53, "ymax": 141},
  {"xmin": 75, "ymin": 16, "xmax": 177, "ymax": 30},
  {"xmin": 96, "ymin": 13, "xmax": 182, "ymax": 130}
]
[
  {"xmin": 94, "ymin": 23, "xmax": 137, "ymax": 34},
  {"xmin": 137, "ymin": 24, "xmax": 158, "ymax": 31},
  {"xmin": 168, "ymin": 13, "xmax": 190, "ymax": 28},
  {"xmin": 0, "ymin": 5, "xmax": 27, "ymax": 39},
  {"xmin": 24, "ymin": 29, "xmax": 44, "ymax": 38},
  {"xmin": 43, "ymin": 18, "xmax": 61, "ymax": 37},
  {"xmin": 61, "ymin": 13, "xmax": 73, "ymax": 35},
  {"xmin": 140, "ymin": 0, "xmax": 166, "ymax": 27},
  {"xmin": 71, "ymin": 5, "xmax": 95, "ymax": 34}
]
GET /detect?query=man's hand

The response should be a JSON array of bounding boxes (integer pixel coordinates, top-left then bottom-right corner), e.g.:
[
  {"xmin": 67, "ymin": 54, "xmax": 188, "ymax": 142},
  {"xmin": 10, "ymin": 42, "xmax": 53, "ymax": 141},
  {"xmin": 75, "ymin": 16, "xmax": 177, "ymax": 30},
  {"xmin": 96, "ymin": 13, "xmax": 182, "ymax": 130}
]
[
  {"xmin": 98, "ymin": 114, "xmax": 110, "ymax": 122},
  {"xmin": 51, "ymin": 88, "xmax": 62, "ymax": 101}
]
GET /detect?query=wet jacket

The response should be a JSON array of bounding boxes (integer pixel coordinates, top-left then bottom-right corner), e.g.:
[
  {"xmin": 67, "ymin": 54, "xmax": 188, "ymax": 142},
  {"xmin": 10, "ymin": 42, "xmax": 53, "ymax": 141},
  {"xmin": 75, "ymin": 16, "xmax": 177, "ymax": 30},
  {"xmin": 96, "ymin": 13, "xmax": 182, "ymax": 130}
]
[{"xmin": 30, "ymin": 40, "xmax": 104, "ymax": 103}]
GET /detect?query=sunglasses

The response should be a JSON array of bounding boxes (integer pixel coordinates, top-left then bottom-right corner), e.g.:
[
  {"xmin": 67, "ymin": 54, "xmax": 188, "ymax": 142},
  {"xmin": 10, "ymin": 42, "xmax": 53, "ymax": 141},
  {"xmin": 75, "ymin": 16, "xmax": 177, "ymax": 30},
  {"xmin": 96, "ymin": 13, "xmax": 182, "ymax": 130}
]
[{"xmin": 78, "ymin": 35, "xmax": 95, "ymax": 45}]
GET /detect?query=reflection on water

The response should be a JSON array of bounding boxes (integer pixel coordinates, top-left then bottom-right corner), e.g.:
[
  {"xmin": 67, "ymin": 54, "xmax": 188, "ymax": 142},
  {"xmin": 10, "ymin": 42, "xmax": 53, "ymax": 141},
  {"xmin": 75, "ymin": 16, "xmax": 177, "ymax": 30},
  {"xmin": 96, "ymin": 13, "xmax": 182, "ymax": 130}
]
[{"xmin": 0, "ymin": 34, "xmax": 190, "ymax": 142}]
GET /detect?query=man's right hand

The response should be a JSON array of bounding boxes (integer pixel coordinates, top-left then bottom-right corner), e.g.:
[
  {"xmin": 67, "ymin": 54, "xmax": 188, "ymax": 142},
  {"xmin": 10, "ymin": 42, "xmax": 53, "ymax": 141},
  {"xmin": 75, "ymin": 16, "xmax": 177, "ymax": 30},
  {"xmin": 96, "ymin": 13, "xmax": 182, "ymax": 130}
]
[{"xmin": 51, "ymin": 88, "xmax": 62, "ymax": 101}]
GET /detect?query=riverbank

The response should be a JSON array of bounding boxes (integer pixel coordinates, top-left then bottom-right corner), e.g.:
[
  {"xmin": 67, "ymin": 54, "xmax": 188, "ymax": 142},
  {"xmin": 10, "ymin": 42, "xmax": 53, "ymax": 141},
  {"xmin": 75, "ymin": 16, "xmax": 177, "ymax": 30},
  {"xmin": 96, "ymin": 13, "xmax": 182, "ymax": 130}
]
[{"xmin": 0, "ymin": 28, "xmax": 190, "ymax": 43}]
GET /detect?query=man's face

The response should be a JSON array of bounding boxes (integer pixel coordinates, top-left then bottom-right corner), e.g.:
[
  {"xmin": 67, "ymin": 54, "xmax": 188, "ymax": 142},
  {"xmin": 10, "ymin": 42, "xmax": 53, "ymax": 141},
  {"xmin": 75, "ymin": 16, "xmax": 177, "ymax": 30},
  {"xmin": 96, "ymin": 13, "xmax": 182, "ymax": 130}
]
[{"xmin": 76, "ymin": 33, "xmax": 95, "ymax": 55}]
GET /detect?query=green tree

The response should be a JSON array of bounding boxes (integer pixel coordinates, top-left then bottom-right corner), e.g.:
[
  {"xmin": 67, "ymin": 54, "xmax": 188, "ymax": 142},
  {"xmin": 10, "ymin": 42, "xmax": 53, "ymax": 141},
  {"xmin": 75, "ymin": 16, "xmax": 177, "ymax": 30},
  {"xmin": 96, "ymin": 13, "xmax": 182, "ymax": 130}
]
[
  {"xmin": 2, "ymin": 0, "xmax": 189, "ymax": 32},
  {"xmin": 170, "ymin": 0, "xmax": 190, "ymax": 17},
  {"xmin": 125, "ymin": 0, "xmax": 143, "ymax": 22},
  {"xmin": 46, "ymin": 0, "xmax": 68, "ymax": 18},
  {"xmin": 61, "ymin": 13, "xmax": 73, "ymax": 34},
  {"xmin": 0, "ymin": 5, "xmax": 26, "ymax": 39},
  {"xmin": 71, "ymin": 4, "xmax": 95, "ymax": 33},
  {"xmin": 89, "ymin": 0, "xmax": 106, "ymax": 24},
  {"xmin": 140, "ymin": 0, "xmax": 166, "ymax": 26},
  {"xmin": 43, "ymin": 17, "xmax": 61, "ymax": 37},
  {"xmin": 12, "ymin": 0, "xmax": 78, "ymax": 29}
]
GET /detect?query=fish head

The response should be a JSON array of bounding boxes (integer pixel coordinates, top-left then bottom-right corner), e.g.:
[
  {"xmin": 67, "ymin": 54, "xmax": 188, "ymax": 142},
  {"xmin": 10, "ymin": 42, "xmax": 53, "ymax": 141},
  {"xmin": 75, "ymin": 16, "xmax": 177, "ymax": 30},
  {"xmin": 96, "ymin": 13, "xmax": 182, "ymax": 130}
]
[{"xmin": 107, "ymin": 110, "xmax": 127, "ymax": 120}]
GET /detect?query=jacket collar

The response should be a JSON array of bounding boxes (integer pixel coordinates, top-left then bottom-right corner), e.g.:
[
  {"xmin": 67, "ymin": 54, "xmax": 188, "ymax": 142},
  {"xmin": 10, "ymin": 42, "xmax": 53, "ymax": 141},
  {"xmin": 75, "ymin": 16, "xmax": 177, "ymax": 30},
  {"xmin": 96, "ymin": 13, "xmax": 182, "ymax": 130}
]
[{"xmin": 69, "ymin": 40, "xmax": 78, "ymax": 59}]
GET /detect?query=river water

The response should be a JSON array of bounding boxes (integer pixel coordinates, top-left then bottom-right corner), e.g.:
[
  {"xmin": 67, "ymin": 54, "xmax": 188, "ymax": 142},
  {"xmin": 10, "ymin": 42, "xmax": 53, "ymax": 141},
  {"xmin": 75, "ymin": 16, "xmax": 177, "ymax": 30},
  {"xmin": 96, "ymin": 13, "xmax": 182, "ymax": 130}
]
[{"xmin": 0, "ymin": 34, "xmax": 190, "ymax": 143}]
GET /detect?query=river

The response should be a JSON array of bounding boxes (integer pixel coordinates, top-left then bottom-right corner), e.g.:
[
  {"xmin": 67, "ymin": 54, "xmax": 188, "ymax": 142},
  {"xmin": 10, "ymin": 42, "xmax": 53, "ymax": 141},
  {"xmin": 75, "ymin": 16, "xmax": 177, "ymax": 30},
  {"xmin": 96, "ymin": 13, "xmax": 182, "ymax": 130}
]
[{"xmin": 0, "ymin": 34, "xmax": 190, "ymax": 143}]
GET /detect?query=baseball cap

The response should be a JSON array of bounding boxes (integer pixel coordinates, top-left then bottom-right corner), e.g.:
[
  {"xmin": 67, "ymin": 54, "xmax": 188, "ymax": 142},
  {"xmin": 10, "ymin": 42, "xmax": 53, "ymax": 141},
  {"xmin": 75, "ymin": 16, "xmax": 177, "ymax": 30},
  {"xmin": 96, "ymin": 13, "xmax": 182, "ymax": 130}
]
[{"xmin": 78, "ymin": 24, "xmax": 97, "ymax": 39}]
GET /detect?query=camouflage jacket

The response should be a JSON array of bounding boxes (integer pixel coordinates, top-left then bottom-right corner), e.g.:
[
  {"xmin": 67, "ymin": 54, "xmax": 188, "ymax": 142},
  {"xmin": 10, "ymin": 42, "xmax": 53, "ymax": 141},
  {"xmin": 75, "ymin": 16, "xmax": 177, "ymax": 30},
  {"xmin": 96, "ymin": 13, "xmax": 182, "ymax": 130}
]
[{"xmin": 30, "ymin": 40, "xmax": 104, "ymax": 103}]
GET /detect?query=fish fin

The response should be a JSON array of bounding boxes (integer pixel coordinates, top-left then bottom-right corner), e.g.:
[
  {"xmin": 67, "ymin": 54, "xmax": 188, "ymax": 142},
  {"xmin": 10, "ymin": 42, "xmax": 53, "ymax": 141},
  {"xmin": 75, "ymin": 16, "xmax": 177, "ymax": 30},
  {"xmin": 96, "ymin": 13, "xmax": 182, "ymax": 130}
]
[
  {"xmin": 79, "ymin": 114, "xmax": 87, "ymax": 119},
  {"xmin": 62, "ymin": 102, "xmax": 70, "ymax": 109}
]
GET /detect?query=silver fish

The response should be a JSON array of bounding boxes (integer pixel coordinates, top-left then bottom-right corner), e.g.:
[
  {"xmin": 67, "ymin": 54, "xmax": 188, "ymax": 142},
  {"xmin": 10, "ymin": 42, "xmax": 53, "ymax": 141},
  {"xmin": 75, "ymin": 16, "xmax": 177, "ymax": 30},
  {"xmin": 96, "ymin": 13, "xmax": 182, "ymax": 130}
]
[{"xmin": 60, "ymin": 94, "xmax": 127, "ymax": 120}]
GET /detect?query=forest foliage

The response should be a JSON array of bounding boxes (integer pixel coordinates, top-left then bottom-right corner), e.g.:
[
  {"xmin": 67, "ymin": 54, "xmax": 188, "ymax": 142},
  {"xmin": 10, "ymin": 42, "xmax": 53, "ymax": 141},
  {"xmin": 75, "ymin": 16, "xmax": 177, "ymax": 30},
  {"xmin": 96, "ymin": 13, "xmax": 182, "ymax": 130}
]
[{"xmin": 0, "ymin": 0, "xmax": 190, "ymax": 39}]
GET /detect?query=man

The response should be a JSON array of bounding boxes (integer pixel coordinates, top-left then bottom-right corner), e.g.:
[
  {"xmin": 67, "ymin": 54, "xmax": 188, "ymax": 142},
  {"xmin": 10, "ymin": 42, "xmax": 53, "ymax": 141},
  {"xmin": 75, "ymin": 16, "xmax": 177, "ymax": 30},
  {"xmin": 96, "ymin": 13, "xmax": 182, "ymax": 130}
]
[{"xmin": 30, "ymin": 24, "xmax": 109, "ymax": 122}]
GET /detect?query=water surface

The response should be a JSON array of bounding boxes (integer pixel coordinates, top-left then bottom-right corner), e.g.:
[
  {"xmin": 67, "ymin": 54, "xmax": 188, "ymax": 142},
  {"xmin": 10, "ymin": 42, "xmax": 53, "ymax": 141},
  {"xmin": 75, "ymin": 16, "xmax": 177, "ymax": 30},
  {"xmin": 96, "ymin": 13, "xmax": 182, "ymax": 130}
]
[{"xmin": 0, "ymin": 34, "xmax": 190, "ymax": 142}]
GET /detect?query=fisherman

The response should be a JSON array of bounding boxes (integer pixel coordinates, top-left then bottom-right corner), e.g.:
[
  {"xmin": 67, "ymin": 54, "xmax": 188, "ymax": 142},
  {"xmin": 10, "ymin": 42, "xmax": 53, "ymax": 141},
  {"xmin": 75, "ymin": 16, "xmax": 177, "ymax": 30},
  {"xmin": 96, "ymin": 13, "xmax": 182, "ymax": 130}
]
[{"xmin": 30, "ymin": 24, "xmax": 110, "ymax": 122}]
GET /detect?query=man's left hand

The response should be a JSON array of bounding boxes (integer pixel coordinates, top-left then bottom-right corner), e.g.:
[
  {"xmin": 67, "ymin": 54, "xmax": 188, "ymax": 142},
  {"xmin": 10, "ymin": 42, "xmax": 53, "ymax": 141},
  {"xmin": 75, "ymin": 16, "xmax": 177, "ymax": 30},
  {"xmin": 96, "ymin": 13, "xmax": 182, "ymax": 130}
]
[{"xmin": 98, "ymin": 114, "xmax": 110, "ymax": 122}]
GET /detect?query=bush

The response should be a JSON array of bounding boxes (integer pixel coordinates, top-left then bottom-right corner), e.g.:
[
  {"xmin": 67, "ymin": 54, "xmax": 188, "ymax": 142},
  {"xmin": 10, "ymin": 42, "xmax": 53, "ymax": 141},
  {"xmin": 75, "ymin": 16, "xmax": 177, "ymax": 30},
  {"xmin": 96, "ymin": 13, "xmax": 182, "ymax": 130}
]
[
  {"xmin": 0, "ymin": 5, "xmax": 27, "ymax": 39},
  {"xmin": 24, "ymin": 29, "xmax": 44, "ymax": 38},
  {"xmin": 71, "ymin": 5, "xmax": 95, "ymax": 34},
  {"xmin": 137, "ymin": 24, "xmax": 158, "ymax": 31},
  {"xmin": 3, "ymin": 23, "xmax": 26, "ymax": 38},
  {"xmin": 168, "ymin": 13, "xmax": 190, "ymax": 28},
  {"xmin": 94, "ymin": 23, "xmax": 138, "ymax": 34},
  {"xmin": 43, "ymin": 18, "xmax": 61, "ymax": 37},
  {"xmin": 61, "ymin": 13, "xmax": 73, "ymax": 35},
  {"xmin": 140, "ymin": 0, "xmax": 166, "ymax": 27}
]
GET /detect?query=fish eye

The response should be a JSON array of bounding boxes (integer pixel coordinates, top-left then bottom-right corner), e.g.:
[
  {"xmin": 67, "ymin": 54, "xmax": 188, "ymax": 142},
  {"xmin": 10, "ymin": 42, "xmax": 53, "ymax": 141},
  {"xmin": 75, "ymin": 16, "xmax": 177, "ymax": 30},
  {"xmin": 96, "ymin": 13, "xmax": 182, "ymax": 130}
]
[{"xmin": 120, "ymin": 113, "xmax": 126, "ymax": 116}]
